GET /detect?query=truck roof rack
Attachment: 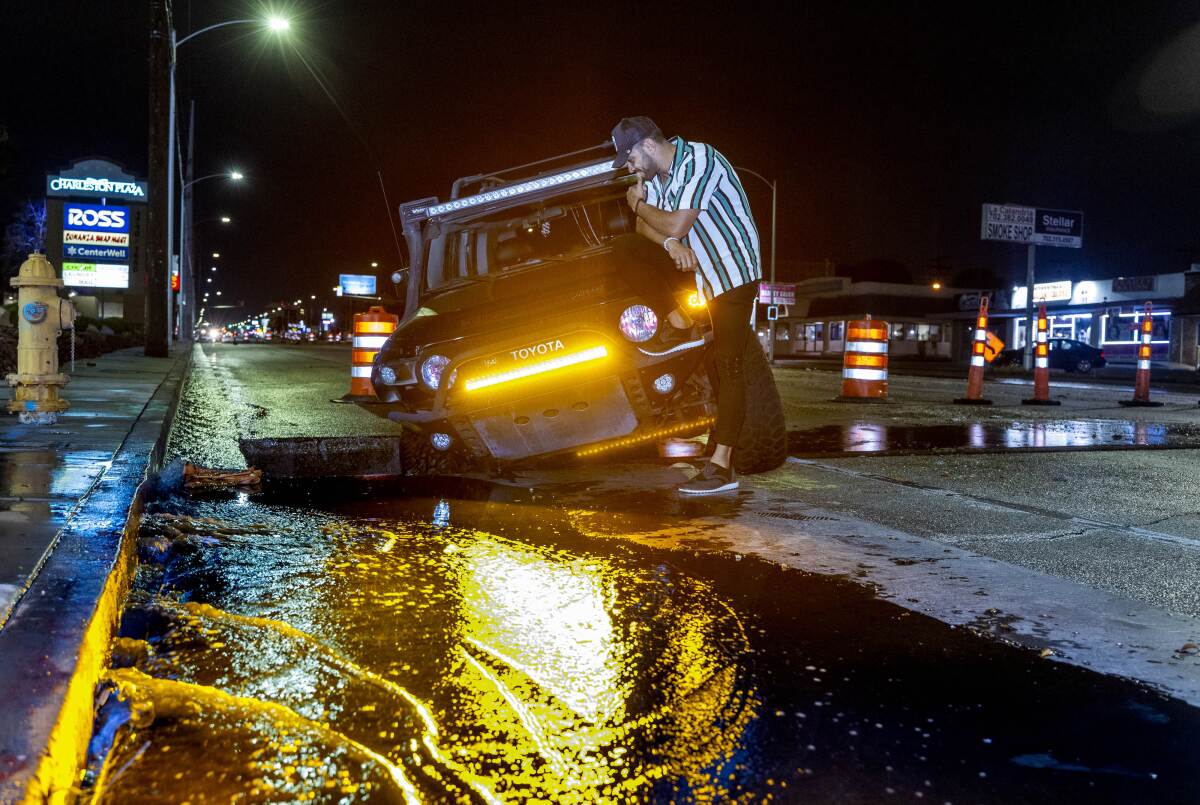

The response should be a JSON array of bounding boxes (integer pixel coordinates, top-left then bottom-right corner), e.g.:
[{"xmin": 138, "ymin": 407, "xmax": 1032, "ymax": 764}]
[{"xmin": 401, "ymin": 143, "xmax": 621, "ymax": 224}]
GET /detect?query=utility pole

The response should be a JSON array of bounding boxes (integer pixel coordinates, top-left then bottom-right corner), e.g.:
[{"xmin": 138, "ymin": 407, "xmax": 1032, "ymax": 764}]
[
  {"xmin": 1023, "ymin": 243, "xmax": 1036, "ymax": 370},
  {"xmin": 146, "ymin": 0, "xmax": 171, "ymax": 357}
]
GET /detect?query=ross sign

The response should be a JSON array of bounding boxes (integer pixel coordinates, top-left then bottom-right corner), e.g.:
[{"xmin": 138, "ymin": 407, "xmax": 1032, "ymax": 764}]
[
  {"xmin": 62, "ymin": 262, "xmax": 130, "ymax": 289},
  {"xmin": 63, "ymin": 203, "xmax": 129, "ymax": 233},
  {"xmin": 1112, "ymin": 275, "xmax": 1156, "ymax": 293},
  {"xmin": 981, "ymin": 204, "xmax": 1083, "ymax": 248},
  {"xmin": 758, "ymin": 282, "xmax": 796, "ymax": 305},
  {"xmin": 339, "ymin": 274, "xmax": 377, "ymax": 296}
]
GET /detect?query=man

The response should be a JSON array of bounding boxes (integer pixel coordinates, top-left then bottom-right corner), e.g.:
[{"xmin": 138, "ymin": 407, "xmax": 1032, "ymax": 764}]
[{"xmin": 609, "ymin": 116, "xmax": 762, "ymax": 495}]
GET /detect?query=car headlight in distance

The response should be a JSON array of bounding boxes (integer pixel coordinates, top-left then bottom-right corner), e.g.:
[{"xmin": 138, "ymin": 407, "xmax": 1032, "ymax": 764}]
[
  {"xmin": 420, "ymin": 354, "xmax": 451, "ymax": 390},
  {"xmin": 619, "ymin": 304, "xmax": 658, "ymax": 343},
  {"xmin": 378, "ymin": 365, "xmax": 397, "ymax": 385}
]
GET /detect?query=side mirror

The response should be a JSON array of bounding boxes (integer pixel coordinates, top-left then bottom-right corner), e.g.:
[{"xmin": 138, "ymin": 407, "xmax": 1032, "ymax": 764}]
[{"xmin": 391, "ymin": 268, "xmax": 409, "ymax": 300}]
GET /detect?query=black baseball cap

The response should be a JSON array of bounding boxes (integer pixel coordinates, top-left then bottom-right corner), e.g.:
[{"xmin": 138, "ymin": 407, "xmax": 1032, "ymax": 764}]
[{"xmin": 611, "ymin": 116, "xmax": 663, "ymax": 168}]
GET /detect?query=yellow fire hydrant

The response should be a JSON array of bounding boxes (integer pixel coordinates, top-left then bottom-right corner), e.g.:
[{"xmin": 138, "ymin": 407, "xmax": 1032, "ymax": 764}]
[{"xmin": 6, "ymin": 252, "xmax": 77, "ymax": 424}]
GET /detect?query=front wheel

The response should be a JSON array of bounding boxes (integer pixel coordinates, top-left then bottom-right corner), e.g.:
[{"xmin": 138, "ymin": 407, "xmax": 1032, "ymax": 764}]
[
  {"xmin": 1075, "ymin": 359, "xmax": 1093, "ymax": 374},
  {"xmin": 706, "ymin": 335, "xmax": 787, "ymax": 474}
]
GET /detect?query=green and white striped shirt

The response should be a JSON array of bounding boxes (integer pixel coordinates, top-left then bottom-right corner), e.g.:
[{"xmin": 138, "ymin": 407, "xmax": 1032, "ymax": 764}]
[{"xmin": 644, "ymin": 136, "xmax": 762, "ymax": 299}]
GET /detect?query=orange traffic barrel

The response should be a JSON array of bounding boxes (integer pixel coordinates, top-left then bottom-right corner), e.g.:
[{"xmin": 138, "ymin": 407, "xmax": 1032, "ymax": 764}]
[
  {"xmin": 837, "ymin": 317, "xmax": 889, "ymax": 402},
  {"xmin": 350, "ymin": 305, "xmax": 398, "ymax": 398},
  {"xmin": 954, "ymin": 296, "xmax": 994, "ymax": 405},
  {"xmin": 1119, "ymin": 302, "xmax": 1164, "ymax": 408},
  {"xmin": 1022, "ymin": 303, "xmax": 1060, "ymax": 406}
]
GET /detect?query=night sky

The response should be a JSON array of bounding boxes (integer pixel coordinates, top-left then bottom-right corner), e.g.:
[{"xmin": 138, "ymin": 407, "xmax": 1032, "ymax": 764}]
[{"xmin": 4, "ymin": 1, "xmax": 1200, "ymax": 322}]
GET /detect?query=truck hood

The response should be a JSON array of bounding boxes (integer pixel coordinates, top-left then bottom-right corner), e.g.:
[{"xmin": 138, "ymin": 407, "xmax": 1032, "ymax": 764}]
[{"xmin": 391, "ymin": 251, "xmax": 630, "ymax": 349}]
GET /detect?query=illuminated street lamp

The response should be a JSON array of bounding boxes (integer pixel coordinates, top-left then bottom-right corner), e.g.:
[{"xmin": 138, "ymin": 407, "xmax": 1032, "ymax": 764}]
[
  {"xmin": 212, "ymin": 252, "xmax": 220, "ymax": 258},
  {"xmin": 163, "ymin": 15, "xmax": 288, "ymax": 345},
  {"xmin": 220, "ymin": 216, "xmax": 232, "ymax": 224}
]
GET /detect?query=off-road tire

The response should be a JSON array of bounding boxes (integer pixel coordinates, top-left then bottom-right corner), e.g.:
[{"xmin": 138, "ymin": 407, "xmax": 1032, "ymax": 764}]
[
  {"xmin": 732, "ymin": 337, "xmax": 787, "ymax": 474},
  {"xmin": 397, "ymin": 426, "xmax": 475, "ymax": 476}
]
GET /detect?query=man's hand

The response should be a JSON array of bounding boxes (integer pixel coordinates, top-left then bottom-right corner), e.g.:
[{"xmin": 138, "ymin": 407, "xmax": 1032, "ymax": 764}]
[
  {"xmin": 626, "ymin": 176, "xmax": 645, "ymax": 211},
  {"xmin": 665, "ymin": 239, "xmax": 699, "ymax": 272}
]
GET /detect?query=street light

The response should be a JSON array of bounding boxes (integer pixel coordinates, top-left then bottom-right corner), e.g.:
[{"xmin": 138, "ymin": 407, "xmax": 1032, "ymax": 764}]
[
  {"xmin": 164, "ymin": 16, "xmax": 289, "ymax": 345},
  {"xmin": 212, "ymin": 252, "xmax": 220, "ymax": 258},
  {"xmin": 220, "ymin": 216, "xmax": 232, "ymax": 224},
  {"xmin": 179, "ymin": 171, "xmax": 242, "ymax": 336},
  {"xmin": 735, "ymin": 166, "xmax": 778, "ymax": 364}
]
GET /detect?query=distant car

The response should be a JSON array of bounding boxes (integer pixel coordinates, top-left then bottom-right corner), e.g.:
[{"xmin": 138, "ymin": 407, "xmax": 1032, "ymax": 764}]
[{"xmin": 993, "ymin": 338, "xmax": 1106, "ymax": 373}]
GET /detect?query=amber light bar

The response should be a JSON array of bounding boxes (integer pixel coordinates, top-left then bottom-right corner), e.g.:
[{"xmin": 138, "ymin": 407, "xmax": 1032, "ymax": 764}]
[
  {"xmin": 464, "ymin": 345, "xmax": 608, "ymax": 392},
  {"xmin": 577, "ymin": 417, "xmax": 716, "ymax": 457}
]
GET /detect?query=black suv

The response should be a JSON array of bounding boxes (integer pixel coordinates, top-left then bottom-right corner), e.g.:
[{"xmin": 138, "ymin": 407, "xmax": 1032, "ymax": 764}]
[{"xmin": 367, "ymin": 144, "xmax": 786, "ymax": 473}]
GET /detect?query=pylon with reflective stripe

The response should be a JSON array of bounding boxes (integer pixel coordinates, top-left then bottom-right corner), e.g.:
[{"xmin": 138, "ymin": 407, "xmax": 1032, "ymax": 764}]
[
  {"xmin": 837, "ymin": 316, "xmax": 889, "ymax": 402},
  {"xmin": 1119, "ymin": 302, "xmax": 1164, "ymax": 408},
  {"xmin": 954, "ymin": 296, "xmax": 993, "ymax": 405},
  {"xmin": 1022, "ymin": 303, "xmax": 1060, "ymax": 406},
  {"xmin": 348, "ymin": 305, "xmax": 398, "ymax": 398}
]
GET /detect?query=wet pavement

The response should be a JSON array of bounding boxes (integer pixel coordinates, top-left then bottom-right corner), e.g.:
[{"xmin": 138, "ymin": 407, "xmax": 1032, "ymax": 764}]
[
  {"xmin": 92, "ymin": 480, "xmax": 1200, "ymax": 802},
  {"xmin": 787, "ymin": 419, "xmax": 1200, "ymax": 457}
]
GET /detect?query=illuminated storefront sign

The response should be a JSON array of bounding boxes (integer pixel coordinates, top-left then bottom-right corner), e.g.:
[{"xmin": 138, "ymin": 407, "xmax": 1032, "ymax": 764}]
[
  {"xmin": 47, "ymin": 175, "xmax": 147, "ymax": 200},
  {"xmin": 1010, "ymin": 281, "xmax": 1073, "ymax": 307},
  {"xmin": 62, "ymin": 262, "xmax": 130, "ymax": 289},
  {"xmin": 63, "ymin": 230, "xmax": 130, "ymax": 246}
]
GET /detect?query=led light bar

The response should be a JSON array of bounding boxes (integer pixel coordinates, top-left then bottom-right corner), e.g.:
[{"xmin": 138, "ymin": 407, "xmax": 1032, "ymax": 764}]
[
  {"xmin": 421, "ymin": 161, "xmax": 614, "ymax": 218},
  {"xmin": 577, "ymin": 417, "xmax": 716, "ymax": 457},
  {"xmin": 464, "ymin": 345, "xmax": 608, "ymax": 392}
]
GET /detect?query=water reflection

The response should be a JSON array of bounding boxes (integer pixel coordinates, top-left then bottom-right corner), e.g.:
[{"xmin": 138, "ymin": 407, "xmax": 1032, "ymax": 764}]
[
  {"xmin": 790, "ymin": 419, "xmax": 1179, "ymax": 455},
  {"xmin": 95, "ymin": 497, "xmax": 758, "ymax": 802}
]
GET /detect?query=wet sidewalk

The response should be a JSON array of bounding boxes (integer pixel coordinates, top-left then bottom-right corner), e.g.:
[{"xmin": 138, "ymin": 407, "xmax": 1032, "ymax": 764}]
[{"xmin": 0, "ymin": 347, "xmax": 186, "ymax": 626}]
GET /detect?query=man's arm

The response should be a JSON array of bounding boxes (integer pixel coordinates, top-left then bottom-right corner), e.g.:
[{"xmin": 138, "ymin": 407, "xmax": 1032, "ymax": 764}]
[
  {"xmin": 636, "ymin": 203, "xmax": 699, "ymax": 240},
  {"xmin": 626, "ymin": 176, "xmax": 700, "ymax": 240}
]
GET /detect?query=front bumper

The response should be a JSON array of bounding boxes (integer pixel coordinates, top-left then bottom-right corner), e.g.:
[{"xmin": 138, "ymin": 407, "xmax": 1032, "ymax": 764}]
[{"xmin": 376, "ymin": 329, "xmax": 710, "ymax": 460}]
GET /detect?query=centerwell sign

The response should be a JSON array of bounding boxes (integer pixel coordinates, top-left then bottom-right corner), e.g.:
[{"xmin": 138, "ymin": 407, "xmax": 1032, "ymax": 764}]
[{"xmin": 981, "ymin": 204, "xmax": 1083, "ymax": 248}]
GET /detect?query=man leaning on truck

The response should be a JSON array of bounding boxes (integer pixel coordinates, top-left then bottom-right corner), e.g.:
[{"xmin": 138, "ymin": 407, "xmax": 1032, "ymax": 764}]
[{"xmin": 609, "ymin": 116, "xmax": 762, "ymax": 495}]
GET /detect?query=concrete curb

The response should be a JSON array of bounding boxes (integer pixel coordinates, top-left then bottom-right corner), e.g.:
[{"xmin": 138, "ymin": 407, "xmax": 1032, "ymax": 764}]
[{"xmin": 0, "ymin": 347, "xmax": 192, "ymax": 804}]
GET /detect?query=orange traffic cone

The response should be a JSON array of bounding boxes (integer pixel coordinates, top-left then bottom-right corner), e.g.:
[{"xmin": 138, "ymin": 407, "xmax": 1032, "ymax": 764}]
[
  {"xmin": 335, "ymin": 305, "xmax": 398, "ymax": 403},
  {"xmin": 1022, "ymin": 304, "xmax": 1060, "ymax": 406},
  {"xmin": 954, "ymin": 296, "xmax": 993, "ymax": 405},
  {"xmin": 836, "ymin": 316, "xmax": 889, "ymax": 402},
  {"xmin": 1119, "ymin": 302, "xmax": 1164, "ymax": 408}
]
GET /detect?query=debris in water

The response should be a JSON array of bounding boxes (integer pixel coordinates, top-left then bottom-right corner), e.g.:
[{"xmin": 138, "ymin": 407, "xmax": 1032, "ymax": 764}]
[{"xmin": 183, "ymin": 463, "xmax": 262, "ymax": 491}]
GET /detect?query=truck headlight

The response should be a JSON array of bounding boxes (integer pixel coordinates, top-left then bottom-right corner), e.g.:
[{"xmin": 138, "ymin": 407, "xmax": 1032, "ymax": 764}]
[
  {"xmin": 619, "ymin": 304, "xmax": 658, "ymax": 343},
  {"xmin": 420, "ymin": 354, "xmax": 451, "ymax": 390}
]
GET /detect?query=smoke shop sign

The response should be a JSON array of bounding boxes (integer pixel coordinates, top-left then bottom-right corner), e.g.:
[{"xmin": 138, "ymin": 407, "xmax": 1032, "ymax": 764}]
[{"xmin": 981, "ymin": 204, "xmax": 1083, "ymax": 249}]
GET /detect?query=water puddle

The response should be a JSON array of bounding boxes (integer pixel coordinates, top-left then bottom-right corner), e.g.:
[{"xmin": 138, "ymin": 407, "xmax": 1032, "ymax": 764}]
[
  {"xmin": 789, "ymin": 419, "xmax": 1200, "ymax": 457},
  {"xmin": 87, "ymin": 483, "xmax": 1200, "ymax": 802}
]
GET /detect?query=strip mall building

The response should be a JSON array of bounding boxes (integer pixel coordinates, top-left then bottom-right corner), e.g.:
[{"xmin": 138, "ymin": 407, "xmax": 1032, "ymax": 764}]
[{"xmin": 769, "ymin": 267, "xmax": 1200, "ymax": 367}]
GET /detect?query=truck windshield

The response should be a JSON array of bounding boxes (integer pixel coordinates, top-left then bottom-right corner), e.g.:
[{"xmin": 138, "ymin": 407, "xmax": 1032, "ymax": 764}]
[{"xmin": 423, "ymin": 189, "xmax": 632, "ymax": 294}]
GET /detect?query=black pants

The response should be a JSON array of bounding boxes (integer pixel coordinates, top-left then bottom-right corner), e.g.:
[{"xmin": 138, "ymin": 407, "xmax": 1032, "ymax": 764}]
[{"xmin": 611, "ymin": 234, "xmax": 757, "ymax": 447}]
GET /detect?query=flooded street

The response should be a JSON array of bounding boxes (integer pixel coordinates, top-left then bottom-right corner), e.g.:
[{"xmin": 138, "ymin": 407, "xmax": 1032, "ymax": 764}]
[
  {"xmin": 91, "ymin": 477, "xmax": 1200, "ymax": 803},
  {"xmin": 79, "ymin": 345, "xmax": 1200, "ymax": 803}
]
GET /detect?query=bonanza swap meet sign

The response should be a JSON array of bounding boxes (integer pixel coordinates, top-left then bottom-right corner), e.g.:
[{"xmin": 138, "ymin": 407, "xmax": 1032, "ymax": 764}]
[{"xmin": 981, "ymin": 204, "xmax": 1083, "ymax": 248}]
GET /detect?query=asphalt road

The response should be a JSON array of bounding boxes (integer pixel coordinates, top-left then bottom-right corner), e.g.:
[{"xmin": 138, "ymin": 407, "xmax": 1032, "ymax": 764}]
[{"xmin": 78, "ymin": 341, "xmax": 1200, "ymax": 801}]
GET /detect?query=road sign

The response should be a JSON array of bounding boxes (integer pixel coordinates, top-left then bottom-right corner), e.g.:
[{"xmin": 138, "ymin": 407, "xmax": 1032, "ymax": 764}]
[
  {"xmin": 758, "ymin": 282, "xmax": 795, "ymax": 305},
  {"xmin": 981, "ymin": 204, "xmax": 1083, "ymax": 248},
  {"xmin": 339, "ymin": 274, "xmax": 377, "ymax": 296},
  {"xmin": 984, "ymin": 331, "xmax": 1005, "ymax": 363}
]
